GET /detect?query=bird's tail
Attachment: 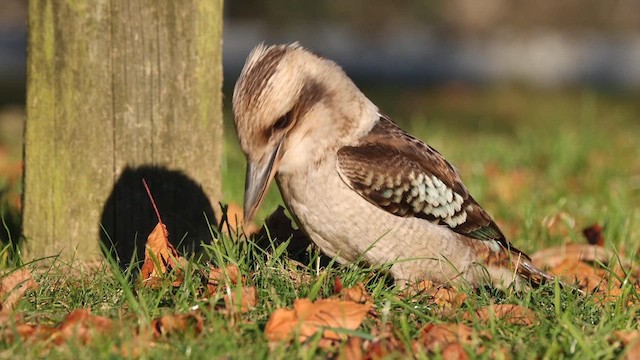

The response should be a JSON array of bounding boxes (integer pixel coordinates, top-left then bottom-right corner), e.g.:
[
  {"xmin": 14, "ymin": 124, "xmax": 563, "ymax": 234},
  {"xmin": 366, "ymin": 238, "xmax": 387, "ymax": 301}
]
[
  {"xmin": 514, "ymin": 257, "xmax": 585, "ymax": 294},
  {"xmin": 516, "ymin": 259, "xmax": 556, "ymax": 287}
]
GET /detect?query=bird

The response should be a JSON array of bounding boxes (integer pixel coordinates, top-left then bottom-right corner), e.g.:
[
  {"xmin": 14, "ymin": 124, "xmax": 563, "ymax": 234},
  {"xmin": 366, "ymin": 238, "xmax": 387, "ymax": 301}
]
[{"xmin": 232, "ymin": 43, "xmax": 554, "ymax": 289}]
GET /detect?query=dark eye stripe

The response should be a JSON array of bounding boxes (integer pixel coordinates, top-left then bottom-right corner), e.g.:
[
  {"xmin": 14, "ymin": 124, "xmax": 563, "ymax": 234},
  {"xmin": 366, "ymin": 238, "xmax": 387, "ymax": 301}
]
[{"xmin": 273, "ymin": 110, "xmax": 292, "ymax": 131}]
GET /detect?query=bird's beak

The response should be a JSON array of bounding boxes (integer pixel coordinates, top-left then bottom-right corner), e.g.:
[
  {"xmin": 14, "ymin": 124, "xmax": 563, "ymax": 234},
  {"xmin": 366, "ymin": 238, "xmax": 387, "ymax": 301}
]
[{"xmin": 243, "ymin": 138, "xmax": 284, "ymax": 224}]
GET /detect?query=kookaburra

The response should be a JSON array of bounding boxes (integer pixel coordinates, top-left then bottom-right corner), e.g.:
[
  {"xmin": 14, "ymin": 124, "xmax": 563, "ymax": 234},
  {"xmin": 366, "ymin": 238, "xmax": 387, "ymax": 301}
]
[{"xmin": 232, "ymin": 43, "xmax": 553, "ymax": 288}]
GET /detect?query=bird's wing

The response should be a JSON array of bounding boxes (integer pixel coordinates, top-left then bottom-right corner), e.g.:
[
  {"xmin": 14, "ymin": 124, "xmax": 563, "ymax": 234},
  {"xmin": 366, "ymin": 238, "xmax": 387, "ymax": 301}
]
[{"xmin": 336, "ymin": 115, "xmax": 527, "ymax": 257}]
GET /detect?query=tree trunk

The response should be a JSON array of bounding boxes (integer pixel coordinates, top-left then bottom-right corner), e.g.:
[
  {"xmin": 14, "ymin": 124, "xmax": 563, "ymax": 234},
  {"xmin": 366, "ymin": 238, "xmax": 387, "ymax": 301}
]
[{"xmin": 23, "ymin": 0, "xmax": 223, "ymax": 262}]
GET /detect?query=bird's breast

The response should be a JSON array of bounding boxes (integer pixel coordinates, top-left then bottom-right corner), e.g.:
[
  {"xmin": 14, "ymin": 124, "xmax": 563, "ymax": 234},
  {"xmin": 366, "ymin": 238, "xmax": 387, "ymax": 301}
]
[{"xmin": 274, "ymin": 158, "xmax": 480, "ymax": 284}]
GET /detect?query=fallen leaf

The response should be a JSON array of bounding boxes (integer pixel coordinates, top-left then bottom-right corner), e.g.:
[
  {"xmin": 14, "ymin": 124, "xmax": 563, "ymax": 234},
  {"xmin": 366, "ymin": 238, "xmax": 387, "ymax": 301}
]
[
  {"xmin": 364, "ymin": 337, "xmax": 404, "ymax": 359},
  {"xmin": 614, "ymin": 330, "xmax": 640, "ymax": 346},
  {"xmin": 341, "ymin": 336, "xmax": 363, "ymax": 360},
  {"xmin": 583, "ymin": 224, "xmax": 605, "ymax": 246},
  {"xmin": 612, "ymin": 330, "xmax": 640, "ymax": 360},
  {"xmin": 5, "ymin": 309, "xmax": 115, "ymax": 346},
  {"xmin": 265, "ymin": 298, "xmax": 371, "ymax": 344},
  {"xmin": 334, "ymin": 278, "xmax": 372, "ymax": 304},
  {"xmin": 207, "ymin": 264, "xmax": 241, "ymax": 294},
  {"xmin": 206, "ymin": 264, "xmax": 256, "ymax": 313},
  {"xmin": 550, "ymin": 258, "xmax": 604, "ymax": 291},
  {"xmin": 415, "ymin": 323, "xmax": 481, "ymax": 358},
  {"xmin": 361, "ymin": 323, "xmax": 405, "ymax": 358},
  {"xmin": 531, "ymin": 243, "xmax": 619, "ymax": 269},
  {"xmin": 623, "ymin": 341, "xmax": 640, "ymax": 360},
  {"xmin": 440, "ymin": 342, "xmax": 470, "ymax": 360},
  {"xmin": 401, "ymin": 280, "xmax": 466, "ymax": 310},
  {"xmin": 406, "ymin": 279, "xmax": 435, "ymax": 294},
  {"xmin": 419, "ymin": 323, "xmax": 476, "ymax": 350},
  {"xmin": 430, "ymin": 287, "xmax": 467, "ymax": 310},
  {"xmin": 151, "ymin": 312, "xmax": 204, "ymax": 337},
  {"xmin": 52, "ymin": 309, "xmax": 113, "ymax": 345},
  {"xmin": 464, "ymin": 304, "xmax": 536, "ymax": 326},
  {"xmin": 224, "ymin": 286, "xmax": 258, "ymax": 314},
  {"xmin": 1, "ymin": 269, "xmax": 38, "ymax": 313},
  {"xmin": 140, "ymin": 222, "xmax": 186, "ymax": 287}
]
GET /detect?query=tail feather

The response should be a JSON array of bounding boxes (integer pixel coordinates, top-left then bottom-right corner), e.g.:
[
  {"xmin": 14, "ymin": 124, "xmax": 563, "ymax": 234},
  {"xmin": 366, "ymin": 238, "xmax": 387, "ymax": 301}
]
[
  {"xmin": 516, "ymin": 258, "xmax": 584, "ymax": 294},
  {"xmin": 517, "ymin": 260, "xmax": 556, "ymax": 286}
]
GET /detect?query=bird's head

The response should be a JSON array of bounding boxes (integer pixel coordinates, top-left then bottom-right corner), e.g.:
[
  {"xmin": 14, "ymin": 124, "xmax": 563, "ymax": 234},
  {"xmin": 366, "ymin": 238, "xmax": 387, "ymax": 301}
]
[{"xmin": 232, "ymin": 43, "xmax": 377, "ymax": 223}]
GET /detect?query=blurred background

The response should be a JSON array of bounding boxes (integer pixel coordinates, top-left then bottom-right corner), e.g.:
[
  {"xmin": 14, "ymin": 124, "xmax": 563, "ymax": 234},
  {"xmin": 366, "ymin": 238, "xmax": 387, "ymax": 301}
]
[{"xmin": 1, "ymin": 1, "xmax": 639, "ymax": 251}]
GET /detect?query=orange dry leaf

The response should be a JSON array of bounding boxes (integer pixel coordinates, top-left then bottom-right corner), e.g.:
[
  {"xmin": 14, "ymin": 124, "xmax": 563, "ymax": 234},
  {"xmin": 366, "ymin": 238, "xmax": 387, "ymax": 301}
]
[
  {"xmin": 612, "ymin": 330, "xmax": 640, "ymax": 360},
  {"xmin": 0, "ymin": 269, "xmax": 38, "ymax": 313},
  {"xmin": 416, "ymin": 323, "xmax": 476, "ymax": 354},
  {"xmin": 341, "ymin": 336, "xmax": 364, "ymax": 360},
  {"xmin": 207, "ymin": 265, "xmax": 257, "ymax": 314},
  {"xmin": 420, "ymin": 323, "xmax": 475, "ymax": 348},
  {"xmin": 464, "ymin": 304, "xmax": 536, "ymax": 326},
  {"xmin": 224, "ymin": 286, "xmax": 258, "ymax": 314},
  {"xmin": 429, "ymin": 287, "xmax": 467, "ymax": 310},
  {"xmin": 334, "ymin": 277, "xmax": 372, "ymax": 304},
  {"xmin": 531, "ymin": 243, "xmax": 618, "ymax": 270},
  {"xmin": 2, "ymin": 309, "xmax": 112, "ymax": 345},
  {"xmin": 140, "ymin": 222, "xmax": 185, "ymax": 287},
  {"xmin": 151, "ymin": 312, "xmax": 204, "ymax": 337},
  {"xmin": 207, "ymin": 264, "xmax": 241, "ymax": 294},
  {"xmin": 264, "ymin": 298, "xmax": 371, "ymax": 344},
  {"xmin": 52, "ymin": 309, "xmax": 113, "ymax": 345},
  {"xmin": 401, "ymin": 280, "xmax": 466, "ymax": 310}
]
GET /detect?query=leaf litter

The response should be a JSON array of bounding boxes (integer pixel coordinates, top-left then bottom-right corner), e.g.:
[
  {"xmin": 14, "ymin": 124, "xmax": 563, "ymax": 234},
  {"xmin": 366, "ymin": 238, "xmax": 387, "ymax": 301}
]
[{"xmin": 3, "ymin": 183, "xmax": 640, "ymax": 358}]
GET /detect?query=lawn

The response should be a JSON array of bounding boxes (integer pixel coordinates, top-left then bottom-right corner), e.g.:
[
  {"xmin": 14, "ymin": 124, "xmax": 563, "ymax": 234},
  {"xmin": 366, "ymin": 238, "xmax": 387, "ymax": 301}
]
[{"xmin": 1, "ymin": 86, "xmax": 640, "ymax": 358}]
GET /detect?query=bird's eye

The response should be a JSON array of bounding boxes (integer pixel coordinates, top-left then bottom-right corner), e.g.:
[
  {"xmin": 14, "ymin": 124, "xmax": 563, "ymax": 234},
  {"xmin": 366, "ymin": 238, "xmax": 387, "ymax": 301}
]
[{"xmin": 273, "ymin": 111, "xmax": 292, "ymax": 131}]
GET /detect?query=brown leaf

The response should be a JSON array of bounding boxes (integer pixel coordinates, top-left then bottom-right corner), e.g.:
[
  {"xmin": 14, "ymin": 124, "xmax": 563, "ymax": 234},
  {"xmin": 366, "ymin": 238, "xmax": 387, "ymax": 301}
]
[
  {"xmin": 430, "ymin": 287, "xmax": 467, "ymax": 310},
  {"xmin": 419, "ymin": 323, "xmax": 476, "ymax": 351},
  {"xmin": 407, "ymin": 279, "xmax": 435, "ymax": 294},
  {"xmin": 265, "ymin": 298, "xmax": 371, "ymax": 344},
  {"xmin": 550, "ymin": 258, "xmax": 603, "ymax": 290},
  {"xmin": 207, "ymin": 264, "xmax": 241, "ymax": 294},
  {"xmin": 206, "ymin": 265, "xmax": 256, "ymax": 314},
  {"xmin": 583, "ymin": 224, "xmax": 605, "ymax": 246},
  {"xmin": 224, "ymin": 286, "xmax": 258, "ymax": 314},
  {"xmin": 531, "ymin": 243, "xmax": 618, "ymax": 269},
  {"xmin": 362, "ymin": 324, "xmax": 406, "ymax": 358},
  {"xmin": 333, "ymin": 276, "xmax": 344, "ymax": 294},
  {"xmin": 334, "ymin": 278, "xmax": 372, "ymax": 304},
  {"xmin": 623, "ymin": 341, "xmax": 640, "ymax": 360},
  {"xmin": 140, "ymin": 222, "xmax": 185, "ymax": 287},
  {"xmin": 151, "ymin": 312, "xmax": 204, "ymax": 337},
  {"xmin": 47, "ymin": 309, "xmax": 113, "ymax": 345},
  {"xmin": 440, "ymin": 342, "xmax": 470, "ymax": 360},
  {"xmin": 401, "ymin": 281, "xmax": 466, "ymax": 310},
  {"xmin": 614, "ymin": 330, "xmax": 640, "ymax": 346},
  {"xmin": 341, "ymin": 336, "xmax": 364, "ymax": 360},
  {"xmin": 464, "ymin": 304, "xmax": 536, "ymax": 326},
  {"xmin": 1, "ymin": 269, "xmax": 38, "ymax": 313},
  {"xmin": 613, "ymin": 330, "xmax": 640, "ymax": 360}
]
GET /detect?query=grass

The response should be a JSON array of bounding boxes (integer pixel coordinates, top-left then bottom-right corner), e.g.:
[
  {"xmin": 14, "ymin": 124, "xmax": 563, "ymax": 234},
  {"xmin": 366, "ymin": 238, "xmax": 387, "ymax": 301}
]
[{"xmin": 2, "ymin": 86, "xmax": 640, "ymax": 358}]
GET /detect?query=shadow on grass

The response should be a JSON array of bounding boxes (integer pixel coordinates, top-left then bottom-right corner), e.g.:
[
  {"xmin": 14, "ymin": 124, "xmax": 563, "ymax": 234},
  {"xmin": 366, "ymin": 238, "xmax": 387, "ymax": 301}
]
[{"xmin": 99, "ymin": 165, "xmax": 217, "ymax": 270}]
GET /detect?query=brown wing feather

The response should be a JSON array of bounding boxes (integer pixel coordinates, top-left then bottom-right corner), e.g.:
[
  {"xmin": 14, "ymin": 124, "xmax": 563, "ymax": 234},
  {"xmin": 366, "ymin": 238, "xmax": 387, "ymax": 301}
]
[{"xmin": 337, "ymin": 115, "xmax": 528, "ymax": 259}]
